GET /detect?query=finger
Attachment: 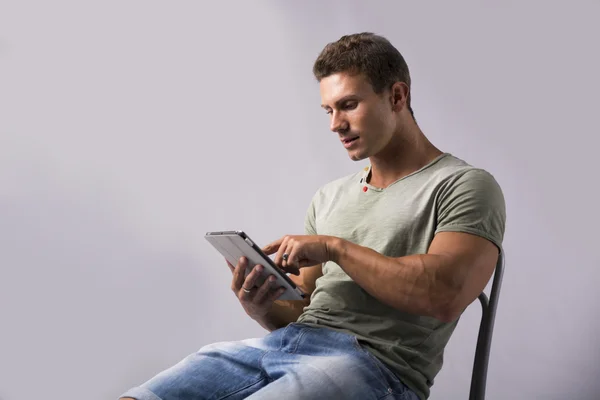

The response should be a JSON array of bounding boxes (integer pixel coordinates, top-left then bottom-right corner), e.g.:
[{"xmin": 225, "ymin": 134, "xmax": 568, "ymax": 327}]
[
  {"xmin": 231, "ymin": 257, "xmax": 247, "ymax": 292},
  {"xmin": 253, "ymin": 275, "xmax": 277, "ymax": 304},
  {"xmin": 281, "ymin": 241, "xmax": 303, "ymax": 275},
  {"xmin": 281, "ymin": 242, "xmax": 295, "ymax": 270},
  {"xmin": 239, "ymin": 264, "xmax": 264, "ymax": 299},
  {"xmin": 268, "ymin": 286, "xmax": 287, "ymax": 302},
  {"xmin": 262, "ymin": 237, "xmax": 283, "ymax": 256},
  {"xmin": 286, "ymin": 241, "xmax": 301, "ymax": 271},
  {"xmin": 274, "ymin": 236, "xmax": 291, "ymax": 266}
]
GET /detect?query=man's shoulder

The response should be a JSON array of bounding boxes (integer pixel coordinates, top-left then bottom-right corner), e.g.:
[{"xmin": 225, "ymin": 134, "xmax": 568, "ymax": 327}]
[
  {"xmin": 428, "ymin": 153, "xmax": 472, "ymax": 175},
  {"xmin": 433, "ymin": 154, "xmax": 501, "ymax": 187},
  {"xmin": 425, "ymin": 153, "xmax": 499, "ymax": 186}
]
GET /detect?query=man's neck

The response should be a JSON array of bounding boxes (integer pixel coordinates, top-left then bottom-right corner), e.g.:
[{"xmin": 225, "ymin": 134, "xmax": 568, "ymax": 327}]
[{"xmin": 367, "ymin": 126, "xmax": 443, "ymax": 189}]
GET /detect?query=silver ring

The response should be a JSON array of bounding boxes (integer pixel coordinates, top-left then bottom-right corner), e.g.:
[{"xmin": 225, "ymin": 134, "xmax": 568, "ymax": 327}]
[
  {"xmin": 282, "ymin": 253, "xmax": 289, "ymax": 261},
  {"xmin": 242, "ymin": 287, "xmax": 252, "ymax": 293}
]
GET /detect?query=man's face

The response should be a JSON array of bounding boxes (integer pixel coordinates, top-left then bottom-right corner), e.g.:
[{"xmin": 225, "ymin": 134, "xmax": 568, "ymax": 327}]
[{"xmin": 320, "ymin": 72, "xmax": 397, "ymax": 161}]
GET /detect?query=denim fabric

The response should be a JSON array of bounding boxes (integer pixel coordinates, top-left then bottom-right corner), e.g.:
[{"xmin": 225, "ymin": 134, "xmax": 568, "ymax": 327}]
[{"xmin": 120, "ymin": 323, "xmax": 419, "ymax": 400}]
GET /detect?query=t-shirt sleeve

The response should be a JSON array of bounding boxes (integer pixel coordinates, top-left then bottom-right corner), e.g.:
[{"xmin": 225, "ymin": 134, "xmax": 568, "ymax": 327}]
[
  {"xmin": 435, "ymin": 169, "xmax": 506, "ymax": 250},
  {"xmin": 304, "ymin": 193, "xmax": 318, "ymax": 236}
]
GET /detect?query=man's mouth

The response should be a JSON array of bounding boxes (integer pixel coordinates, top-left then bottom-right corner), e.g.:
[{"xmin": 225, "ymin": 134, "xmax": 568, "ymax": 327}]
[{"xmin": 342, "ymin": 136, "xmax": 360, "ymax": 149}]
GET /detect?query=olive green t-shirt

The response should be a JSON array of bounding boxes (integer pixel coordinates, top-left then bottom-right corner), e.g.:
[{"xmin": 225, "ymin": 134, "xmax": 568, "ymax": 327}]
[{"xmin": 296, "ymin": 153, "xmax": 506, "ymax": 400}]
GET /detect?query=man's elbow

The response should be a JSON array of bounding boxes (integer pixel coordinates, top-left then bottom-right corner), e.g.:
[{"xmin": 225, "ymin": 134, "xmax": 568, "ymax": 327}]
[
  {"xmin": 433, "ymin": 306, "xmax": 461, "ymax": 323},
  {"xmin": 431, "ymin": 293, "xmax": 463, "ymax": 323}
]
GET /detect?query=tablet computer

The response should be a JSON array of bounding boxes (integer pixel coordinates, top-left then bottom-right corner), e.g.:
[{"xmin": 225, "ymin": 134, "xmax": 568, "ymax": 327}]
[{"xmin": 204, "ymin": 230, "xmax": 306, "ymax": 301}]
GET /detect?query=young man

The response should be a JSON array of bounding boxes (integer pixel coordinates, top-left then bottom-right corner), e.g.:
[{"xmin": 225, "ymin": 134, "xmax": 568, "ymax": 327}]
[{"xmin": 121, "ymin": 32, "xmax": 505, "ymax": 400}]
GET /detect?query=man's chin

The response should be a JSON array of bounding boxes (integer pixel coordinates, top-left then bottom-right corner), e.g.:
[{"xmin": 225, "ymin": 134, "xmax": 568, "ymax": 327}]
[{"xmin": 347, "ymin": 150, "xmax": 368, "ymax": 162}]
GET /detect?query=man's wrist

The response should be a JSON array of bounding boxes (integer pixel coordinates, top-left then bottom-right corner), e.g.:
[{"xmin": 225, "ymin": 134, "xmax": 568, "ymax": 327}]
[{"xmin": 326, "ymin": 236, "xmax": 347, "ymax": 264}]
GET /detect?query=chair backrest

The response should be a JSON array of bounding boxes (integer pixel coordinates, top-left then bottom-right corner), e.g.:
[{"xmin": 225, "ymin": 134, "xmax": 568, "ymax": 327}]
[{"xmin": 469, "ymin": 249, "xmax": 505, "ymax": 400}]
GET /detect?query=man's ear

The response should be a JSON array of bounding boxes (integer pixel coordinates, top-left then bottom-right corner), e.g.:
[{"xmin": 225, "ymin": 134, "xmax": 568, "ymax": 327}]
[{"xmin": 390, "ymin": 81, "xmax": 409, "ymax": 112}]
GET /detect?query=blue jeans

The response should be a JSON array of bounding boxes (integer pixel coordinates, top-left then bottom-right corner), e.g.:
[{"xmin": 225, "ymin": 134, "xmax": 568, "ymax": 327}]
[{"xmin": 120, "ymin": 323, "xmax": 419, "ymax": 400}]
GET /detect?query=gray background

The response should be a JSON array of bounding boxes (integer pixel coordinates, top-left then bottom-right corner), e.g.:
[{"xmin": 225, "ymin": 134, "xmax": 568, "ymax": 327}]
[{"xmin": 1, "ymin": 1, "xmax": 599, "ymax": 399}]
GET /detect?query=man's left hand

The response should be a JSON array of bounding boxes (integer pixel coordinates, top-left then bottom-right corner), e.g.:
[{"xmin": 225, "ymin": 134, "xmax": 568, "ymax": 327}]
[{"xmin": 262, "ymin": 235, "xmax": 339, "ymax": 275}]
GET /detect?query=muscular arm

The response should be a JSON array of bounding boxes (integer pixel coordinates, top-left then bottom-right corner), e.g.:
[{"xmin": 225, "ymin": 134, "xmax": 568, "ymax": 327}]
[
  {"xmin": 328, "ymin": 231, "xmax": 499, "ymax": 322},
  {"xmin": 255, "ymin": 263, "xmax": 322, "ymax": 331}
]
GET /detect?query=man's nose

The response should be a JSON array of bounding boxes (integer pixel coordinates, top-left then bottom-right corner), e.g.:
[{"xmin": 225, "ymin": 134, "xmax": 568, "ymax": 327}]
[{"xmin": 330, "ymin": 112, "xmax": 349, "ymax": 133}]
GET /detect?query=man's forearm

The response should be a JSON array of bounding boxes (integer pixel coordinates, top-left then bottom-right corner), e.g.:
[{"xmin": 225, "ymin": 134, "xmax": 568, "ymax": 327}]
[
  {"xmin": 255, "ymin": 299, "xmax": 308, "ymax": 332},
  {"xmin": 328, "ymin": 238, "xmax": 460, "ymax": 322}
]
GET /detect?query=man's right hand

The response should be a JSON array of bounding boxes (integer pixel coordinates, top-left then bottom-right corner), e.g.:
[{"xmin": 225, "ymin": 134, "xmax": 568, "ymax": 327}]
[{"xmin": 227, "ymin": 257, "xmax": 287, "ymax": 322}]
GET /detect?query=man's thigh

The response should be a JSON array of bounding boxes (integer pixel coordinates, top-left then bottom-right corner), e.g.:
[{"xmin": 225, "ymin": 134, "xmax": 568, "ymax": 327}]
[
  {"xmin": 249, "ymin": 324, "xmax": 419, "ymax": 400},
  {"xmin": 119, "ymin": 337, "xmax": 273, "ymax": 400}
]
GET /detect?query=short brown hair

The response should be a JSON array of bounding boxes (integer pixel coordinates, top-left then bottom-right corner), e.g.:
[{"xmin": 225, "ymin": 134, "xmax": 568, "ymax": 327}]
[{"xmin": 313, "ymin": 32, "xmax": 414, "ymax": 117}]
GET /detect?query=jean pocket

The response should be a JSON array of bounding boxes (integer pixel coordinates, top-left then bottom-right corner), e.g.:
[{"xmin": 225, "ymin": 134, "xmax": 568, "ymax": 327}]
[{"xmin": 352, "ymin": 338, "xmax": 409, "ymax": 397}]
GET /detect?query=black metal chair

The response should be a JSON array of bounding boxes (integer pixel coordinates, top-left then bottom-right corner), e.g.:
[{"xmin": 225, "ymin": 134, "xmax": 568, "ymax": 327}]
[{"xmin": 469, "ymin": 249, "xmax": 505, "ymax": 400}]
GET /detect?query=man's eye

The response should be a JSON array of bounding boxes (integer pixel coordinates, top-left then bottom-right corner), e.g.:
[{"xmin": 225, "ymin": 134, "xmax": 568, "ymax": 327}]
[
  {"xmin": 344, "ymin": 102, "xmax": 357, "ymax": 110},
  {"xmin": 325, "ymin": 109, "xmax": 332, "ymax": 115}
]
